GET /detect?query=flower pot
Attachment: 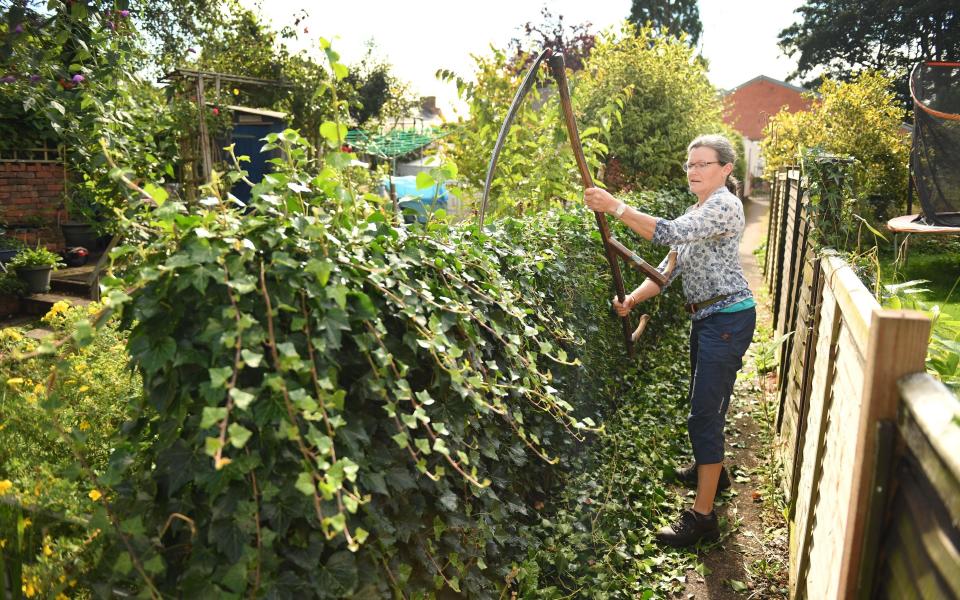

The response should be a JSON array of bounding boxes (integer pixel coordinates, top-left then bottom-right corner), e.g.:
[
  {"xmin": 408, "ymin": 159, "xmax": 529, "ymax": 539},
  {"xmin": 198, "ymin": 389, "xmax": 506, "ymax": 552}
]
[
  {"xmin": 16, "ymin": 265, "xmax": 53, "ymax": 294},
  {"xmin": 61, "ymin": 221, "xmax": 98, "ymax": 249}
]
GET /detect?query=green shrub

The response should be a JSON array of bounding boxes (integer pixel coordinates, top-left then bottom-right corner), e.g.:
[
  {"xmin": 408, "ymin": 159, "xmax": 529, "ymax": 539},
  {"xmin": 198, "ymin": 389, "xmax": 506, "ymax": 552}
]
[
  {"xmin": 437, "ymin": 46, "xmax": 626, "ymax": 220},
  {"xmin": 0, "ymin": 273, "xmax": 27, "ymax": 296},
  {"xmin": 762, "ymin": 71, "xmax": 909, "ymax": 222},
  {"xmin": 577, "ymin": 23, "xmax": 724, "ymax": 190},
  {"xmin": 0, "ymin": 301, "xmax": 140, "ymax": 596}
]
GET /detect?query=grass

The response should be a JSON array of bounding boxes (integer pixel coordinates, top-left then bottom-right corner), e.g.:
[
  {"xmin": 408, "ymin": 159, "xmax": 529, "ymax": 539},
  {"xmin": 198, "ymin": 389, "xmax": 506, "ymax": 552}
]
[{"xmin": 880, "ymin": 239, "xmax": 960, "ymax": 322}]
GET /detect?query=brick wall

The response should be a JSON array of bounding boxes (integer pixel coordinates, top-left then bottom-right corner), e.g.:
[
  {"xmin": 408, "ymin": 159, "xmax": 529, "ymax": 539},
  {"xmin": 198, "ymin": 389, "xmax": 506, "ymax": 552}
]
[
  {"xmin": 0, "ymin": 161, "xmax": 65, "ymax": 251},
  {"xmin": 723, "ymin": 77, "xmax": 812, "ymax": 140}
]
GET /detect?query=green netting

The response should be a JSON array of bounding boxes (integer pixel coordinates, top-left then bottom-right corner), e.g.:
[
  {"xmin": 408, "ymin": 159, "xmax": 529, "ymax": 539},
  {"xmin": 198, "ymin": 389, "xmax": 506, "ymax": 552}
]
[{"xmin": 345, "ymin": 127, "xmax": 448, "ymax": 159}]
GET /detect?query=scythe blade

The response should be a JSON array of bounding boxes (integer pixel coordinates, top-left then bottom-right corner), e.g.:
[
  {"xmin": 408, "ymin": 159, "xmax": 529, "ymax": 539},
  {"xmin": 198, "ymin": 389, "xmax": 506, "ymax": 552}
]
[{"xmin": 478, "ymin": 47, "xmax": 554, "ymax": 226}]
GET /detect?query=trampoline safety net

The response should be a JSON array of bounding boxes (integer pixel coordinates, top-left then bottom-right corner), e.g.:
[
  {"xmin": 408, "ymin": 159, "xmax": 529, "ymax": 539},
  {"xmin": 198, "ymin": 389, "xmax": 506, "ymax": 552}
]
[{"xmin": 911, "ymin": 61, "xmax": 960, "ymax": 226}]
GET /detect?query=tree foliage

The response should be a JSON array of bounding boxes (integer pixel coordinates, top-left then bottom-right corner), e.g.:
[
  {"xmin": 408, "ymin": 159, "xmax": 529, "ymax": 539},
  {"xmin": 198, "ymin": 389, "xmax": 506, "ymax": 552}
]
[
  {"xmin": 762, "ymin": 71, "xmax": 909, "ymax": 221},
  {"xmin": 508, "ymin": 7, "xmax": 596, "ymax": 72},
  {"xmin": 578, "ymin": 23, "xmax": 723, "ymax": 190},
  {"xmin": 627, "ymin": 0, "xmax": 703, "ymax": 46},
  {"xmin": 437, "ymin": 45, "xmax": 627, "ymax": 220},
  {"xmin": 778, "ymin": 0, "xmax": 960, "ymax": 108}
]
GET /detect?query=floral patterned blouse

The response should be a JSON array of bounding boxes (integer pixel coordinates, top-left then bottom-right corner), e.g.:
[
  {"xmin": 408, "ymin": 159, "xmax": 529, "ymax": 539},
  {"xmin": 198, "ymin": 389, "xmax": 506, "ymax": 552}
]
[{"xmin": 651, "ymin": 186, "xmax": 753, "ymax": 320}]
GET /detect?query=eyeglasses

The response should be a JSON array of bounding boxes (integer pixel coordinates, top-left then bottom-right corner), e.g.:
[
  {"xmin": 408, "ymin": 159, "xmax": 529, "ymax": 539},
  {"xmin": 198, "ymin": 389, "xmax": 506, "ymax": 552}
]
[{"xmin": 682, "ymin": 161, "xmax": 722, "ymax": 172}]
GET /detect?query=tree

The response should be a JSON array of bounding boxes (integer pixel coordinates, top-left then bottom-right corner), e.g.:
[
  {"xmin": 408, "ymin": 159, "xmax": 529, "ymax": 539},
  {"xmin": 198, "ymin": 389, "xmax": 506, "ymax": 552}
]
[
  {"xmin": 761, "ymin": 71, "xmax": 909, "ymax": 221},
  {"xmin": 578, "ymin": 23, "xmax": 722, "ymax": 190},
  {"xmin": 779, "ymin": 0, "xmax": 960, "ymax": 109},
  {"xmin": 507, "ymin": 7, "xmax": 596, "ymax": 73},
  {"xmin": 627, "ymin": 0, "xmax": 702, "ymax": 46}
]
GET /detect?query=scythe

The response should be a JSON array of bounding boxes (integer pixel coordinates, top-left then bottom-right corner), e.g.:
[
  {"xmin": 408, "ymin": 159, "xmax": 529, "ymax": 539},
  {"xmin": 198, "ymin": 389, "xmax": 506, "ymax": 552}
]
[{"xmin": 480, "ymin": 48, "xmax": 672, "ymax": 356}]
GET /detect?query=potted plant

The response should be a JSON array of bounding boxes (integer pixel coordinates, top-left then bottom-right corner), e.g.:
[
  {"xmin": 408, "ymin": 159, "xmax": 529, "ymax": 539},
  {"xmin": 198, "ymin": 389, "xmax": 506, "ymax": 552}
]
[
  {"xmin": 8, "ymin": 246, "xmax": 65, "ymax": 294},
  {"xmin": 0, "ymin": 233, "xmax": 25, "ymax": 264},
  {"xmin": 0, "ymin": 272, "xmax": 27, "ymax": 317}
]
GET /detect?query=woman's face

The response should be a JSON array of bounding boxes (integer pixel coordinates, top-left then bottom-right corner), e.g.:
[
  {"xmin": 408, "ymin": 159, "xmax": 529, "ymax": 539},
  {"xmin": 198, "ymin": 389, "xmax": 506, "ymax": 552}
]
[{"xmin": 686, "ymin": 146, "xmax": 732, "ymax": 200}]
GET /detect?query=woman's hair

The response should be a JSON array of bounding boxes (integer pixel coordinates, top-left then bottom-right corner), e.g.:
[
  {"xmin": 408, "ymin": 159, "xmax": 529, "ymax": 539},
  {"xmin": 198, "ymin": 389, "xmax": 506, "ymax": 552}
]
[{"xmin": 688, "ymin": 134, "xmax": 740, "ymax": 196}]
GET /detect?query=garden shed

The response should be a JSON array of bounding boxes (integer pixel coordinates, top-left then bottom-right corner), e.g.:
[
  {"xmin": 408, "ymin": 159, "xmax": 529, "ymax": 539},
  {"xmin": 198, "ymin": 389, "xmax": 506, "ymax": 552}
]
[{"xmin": 226, "ymin": 105, "xmax": 287, "ymax": 203}]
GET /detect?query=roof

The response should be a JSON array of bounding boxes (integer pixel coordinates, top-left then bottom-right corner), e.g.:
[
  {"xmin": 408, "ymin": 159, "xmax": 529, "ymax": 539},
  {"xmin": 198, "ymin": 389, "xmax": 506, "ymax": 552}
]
[
  {"xmin": 226, "ymin": 105, "xmax": 287, "ymax": 120},
  {"xmin": 723, "ymin": 75, "xmax": 808, "ymax": 96},
  {"xmin": 345, "ymin": 127, "xmax": 449, "ymax": 160}
]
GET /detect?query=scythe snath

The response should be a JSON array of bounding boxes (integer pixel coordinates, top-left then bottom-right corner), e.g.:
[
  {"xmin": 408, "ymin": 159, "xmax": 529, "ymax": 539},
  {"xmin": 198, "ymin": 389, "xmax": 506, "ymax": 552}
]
[{"xmin": 480, "ymin": 48, "xmax": 671, "ymax": 356}]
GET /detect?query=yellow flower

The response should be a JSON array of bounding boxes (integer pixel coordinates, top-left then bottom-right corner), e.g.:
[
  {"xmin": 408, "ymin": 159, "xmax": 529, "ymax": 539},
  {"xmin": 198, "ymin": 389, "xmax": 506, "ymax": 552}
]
[
  {"xmin": 43, "ymin": 543, "xmax": 52, "ymax": 557},
  {"xmin": 33, "ymin": 382, "xmax": 45, "ymax": 394},
  {"xmin": 78, "ymin": 385, "xmax": 90, "ymax": 393},
  {"xmin": 5, "ymin": 377, "xmax": 24, "ymax": 386},
  {"xmin": 21, "ymin": 517, "xmax": 31, "ymax": 528},
  {"xmin": 0, "ymin": 480, "xmax": 11, "ymax": 494},
  {"xmin": 23, "ymin": 581, "xmax": 35, "ymax": 597},
  {"xmin": 79, "ymin": 420, "xmax": 91, "ymax": 431},
  {"xmin": 88, "ymin": 489, "xmax": 102, "ymax": 502},
  {"xmin": 233, "ymin": 87, "xmax": 240, "ymax": 95},
  {"xmin": 56, "ymin": 594, "xmax": 69, "ymax": 600},
  {"xmin": 0, "ymin": 329, "xmax": 23, "ymax": 342},
  {"xmin": 0, "ymin": 538, "xmax": 6, "ymax": 549}
]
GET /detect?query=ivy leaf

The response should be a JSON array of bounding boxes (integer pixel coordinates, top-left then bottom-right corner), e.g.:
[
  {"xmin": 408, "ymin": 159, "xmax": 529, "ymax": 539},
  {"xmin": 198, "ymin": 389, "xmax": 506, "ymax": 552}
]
[
  {"xmin": 208, "ymin": 366, "xmax": 232, "ymax": 389},
  {"xmin": 137, "ymin": 336, "xmax": 176, "ymax": 374},
  {"xmin": 295, "ymin": 471, "xmax": 315, "ymax": 496},
  {"xmin": 228, "ymin": 423, "xmax": 252, "ymax": 448},
  {"xmin": 728, "ymin": 579, "xmax": 748, "ymax": 592},
  {"xmin": 229, "ymin": 388, "xmax": 255, "ymax": 410},
  {"xmin": 317, "ymin": 551, "xmax": 357, "ymax": 595},
  {"xmin": 200, "ymin": 406, "xmax": 227, "ymax": 429},
  {"xmin": 240, "ymin": 349, "xmax": 263, "ymax": 368},
  {"xmin": 306, "ymin": 258, "xmax": 334, "ymax": 286}
]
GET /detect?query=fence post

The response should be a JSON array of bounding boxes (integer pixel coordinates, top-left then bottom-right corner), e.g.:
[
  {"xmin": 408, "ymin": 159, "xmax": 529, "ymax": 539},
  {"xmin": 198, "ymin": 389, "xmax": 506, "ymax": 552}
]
[{"xmin": 837, "ymin": 308, "xmax": 931, "ymax": 598}]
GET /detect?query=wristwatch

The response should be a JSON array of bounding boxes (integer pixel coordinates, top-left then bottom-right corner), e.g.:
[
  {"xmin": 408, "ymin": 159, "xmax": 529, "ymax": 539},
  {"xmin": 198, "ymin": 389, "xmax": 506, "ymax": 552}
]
[{"xmin": 614, "ymin": 202, "xmax": 627, "ymax": 218}]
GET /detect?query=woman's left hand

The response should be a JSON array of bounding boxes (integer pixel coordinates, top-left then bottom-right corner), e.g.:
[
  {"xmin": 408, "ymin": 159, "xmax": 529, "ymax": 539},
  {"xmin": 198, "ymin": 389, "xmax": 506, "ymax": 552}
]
[{"xmin": 584, "ymin": 187, "xmax": 620, "ymax": 214}]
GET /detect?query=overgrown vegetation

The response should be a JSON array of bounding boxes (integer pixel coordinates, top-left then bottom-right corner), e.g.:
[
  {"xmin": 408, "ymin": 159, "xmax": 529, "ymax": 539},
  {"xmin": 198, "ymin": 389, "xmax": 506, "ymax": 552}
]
[{"xmin": 762, "ymin": 71, "xmax": 909, "ymax": 223}]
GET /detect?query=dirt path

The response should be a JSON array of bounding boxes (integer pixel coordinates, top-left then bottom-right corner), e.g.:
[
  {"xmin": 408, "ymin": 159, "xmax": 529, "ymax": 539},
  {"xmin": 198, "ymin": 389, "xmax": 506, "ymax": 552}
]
[{"xmin": 675, "ymin": 194, "xmax": 790, "ymax": 599}]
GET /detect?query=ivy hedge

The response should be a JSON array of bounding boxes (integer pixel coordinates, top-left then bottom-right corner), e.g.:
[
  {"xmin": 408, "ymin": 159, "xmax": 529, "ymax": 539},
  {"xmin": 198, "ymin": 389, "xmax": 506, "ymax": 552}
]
[{"xmin": 0, "ymin": 130, "xmax": 697, "ymax": 597}]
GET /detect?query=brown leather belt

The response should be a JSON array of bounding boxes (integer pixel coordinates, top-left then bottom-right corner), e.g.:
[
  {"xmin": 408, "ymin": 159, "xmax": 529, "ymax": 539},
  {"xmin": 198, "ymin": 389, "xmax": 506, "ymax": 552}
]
[{"xmin": 684, "ymin": 293, "xmax": 731, "ymax": 314}]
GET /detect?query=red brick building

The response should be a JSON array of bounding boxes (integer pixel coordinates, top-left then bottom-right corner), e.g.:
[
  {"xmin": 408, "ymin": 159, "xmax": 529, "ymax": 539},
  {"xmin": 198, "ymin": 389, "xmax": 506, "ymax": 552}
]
[
  {"xmin": 0, "ymin": 149, "xmax": 66, "ymax": 251},
  {"xmin": 722, "ymin": 75, "xmax": 812, "ymax": 196}
]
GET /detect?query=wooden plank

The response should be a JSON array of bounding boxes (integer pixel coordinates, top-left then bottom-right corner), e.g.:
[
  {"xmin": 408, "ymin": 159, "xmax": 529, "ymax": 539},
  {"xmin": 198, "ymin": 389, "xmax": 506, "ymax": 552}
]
[
  {"xmin": 789, "ymin": 283, "xmax": 841, "ymax": 596},
  {"xmin": 822, "ymin": 254, "xmax": 878, "ymax": 355},
  {"xmin": 898, "ymin": 373, "xmax": 960, "ymax": 524},
  {"xmin": 788, "ymin": 258, "xmax": 823, "ymax": 511},
  {"xmin": 802, "ymin": 321, "xmax": 873, "ymax": 600},
  {"xmin": 837, "ymin": 309, "xmax": 932, "ymax": 599},
  {"xmin": 772, "ymin": 170, "xmax": 793, "ymax": 330},
  {"xmin": 896, "ymin": 462, "xmax": 960, "ymax": 597}
]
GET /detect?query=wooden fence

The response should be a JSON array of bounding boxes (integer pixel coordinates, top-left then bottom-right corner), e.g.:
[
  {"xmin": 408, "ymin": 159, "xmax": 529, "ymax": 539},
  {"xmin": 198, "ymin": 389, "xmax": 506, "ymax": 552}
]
[{"xmin": 764, "ymin": 167, "xmax": 960, "ymax": 599}]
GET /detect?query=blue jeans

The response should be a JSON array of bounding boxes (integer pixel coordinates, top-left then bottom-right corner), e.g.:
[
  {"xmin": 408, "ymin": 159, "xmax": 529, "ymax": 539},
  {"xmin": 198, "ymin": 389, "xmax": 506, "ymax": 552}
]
[{"xmin": 687, "ymin": 307, "xmax": 756, "ymax": 464}]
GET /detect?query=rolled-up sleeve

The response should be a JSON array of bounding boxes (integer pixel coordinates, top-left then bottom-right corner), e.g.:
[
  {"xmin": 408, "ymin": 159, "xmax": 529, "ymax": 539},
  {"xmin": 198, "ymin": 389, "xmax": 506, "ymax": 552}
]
[
  {"xmin": 652, "ymin": 194, "xmax": 741, "ymax": 246},
  {"xmin": 656, "ymin": 251, "xmax": 681, "ymax": 288}
]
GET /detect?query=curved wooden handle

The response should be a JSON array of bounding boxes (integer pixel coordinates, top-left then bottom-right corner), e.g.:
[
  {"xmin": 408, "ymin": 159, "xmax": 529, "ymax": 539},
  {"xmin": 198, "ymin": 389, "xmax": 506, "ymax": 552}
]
[{"xmin": 548, "ymin": 52, "xmax": 636, "ymax": 356}]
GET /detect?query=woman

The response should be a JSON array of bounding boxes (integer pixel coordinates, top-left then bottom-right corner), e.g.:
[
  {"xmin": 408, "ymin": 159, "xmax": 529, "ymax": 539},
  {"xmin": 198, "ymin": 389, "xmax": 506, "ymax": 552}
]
[{"xmin": 584, "ymin": 134, "xmax": 756, "ymax": 548}]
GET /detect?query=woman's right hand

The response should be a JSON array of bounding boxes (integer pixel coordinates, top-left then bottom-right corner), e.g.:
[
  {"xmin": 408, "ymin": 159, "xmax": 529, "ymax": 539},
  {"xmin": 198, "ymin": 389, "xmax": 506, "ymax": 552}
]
[{"xmin": 613, "ymin": 294, "xmax": 636, "ymax": 316}]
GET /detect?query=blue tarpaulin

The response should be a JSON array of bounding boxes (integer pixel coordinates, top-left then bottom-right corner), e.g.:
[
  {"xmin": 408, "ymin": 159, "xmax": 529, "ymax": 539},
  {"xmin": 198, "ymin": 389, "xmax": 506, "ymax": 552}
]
[{"xmin": 386, "ymin": 175, "xmax": 448, "ymax": 222}]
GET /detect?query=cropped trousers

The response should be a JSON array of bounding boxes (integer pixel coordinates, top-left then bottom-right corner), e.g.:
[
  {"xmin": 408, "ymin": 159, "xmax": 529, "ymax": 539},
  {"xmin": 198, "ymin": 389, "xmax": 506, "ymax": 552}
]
[{"xmin": 687, "ymin": 307, "xmax": 756, "ymax": 464}]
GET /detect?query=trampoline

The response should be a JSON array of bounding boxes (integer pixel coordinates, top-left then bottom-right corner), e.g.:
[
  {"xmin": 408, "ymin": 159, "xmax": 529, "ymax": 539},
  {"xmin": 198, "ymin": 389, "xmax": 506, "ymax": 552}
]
[{"xmin": 887, "ymin": 61, "xmax": 960, "ymax": 235}]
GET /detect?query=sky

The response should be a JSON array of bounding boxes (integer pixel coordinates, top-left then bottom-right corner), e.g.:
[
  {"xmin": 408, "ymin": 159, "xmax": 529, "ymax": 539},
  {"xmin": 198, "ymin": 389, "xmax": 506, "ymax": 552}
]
[{"xmin": 244, "ymin": 0, "xmax": 807, "ymax": 117}]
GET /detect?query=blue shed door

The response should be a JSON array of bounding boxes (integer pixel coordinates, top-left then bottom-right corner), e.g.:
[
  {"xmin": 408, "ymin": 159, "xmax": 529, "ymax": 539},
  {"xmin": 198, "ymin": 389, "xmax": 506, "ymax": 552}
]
[{"xmin": 231, "ymin": 121, "xmax": 284, "ymax": 203}]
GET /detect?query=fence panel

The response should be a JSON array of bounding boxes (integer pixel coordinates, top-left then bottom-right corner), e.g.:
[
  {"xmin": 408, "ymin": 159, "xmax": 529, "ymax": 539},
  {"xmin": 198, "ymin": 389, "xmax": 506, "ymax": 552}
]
[
  {"xmin": 763, "ymin": 165, "xmax": 955, "ymax": 600},
  {"xmin": 869, "ymin": 374, "xmax": 960, "ymax": 599}
]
